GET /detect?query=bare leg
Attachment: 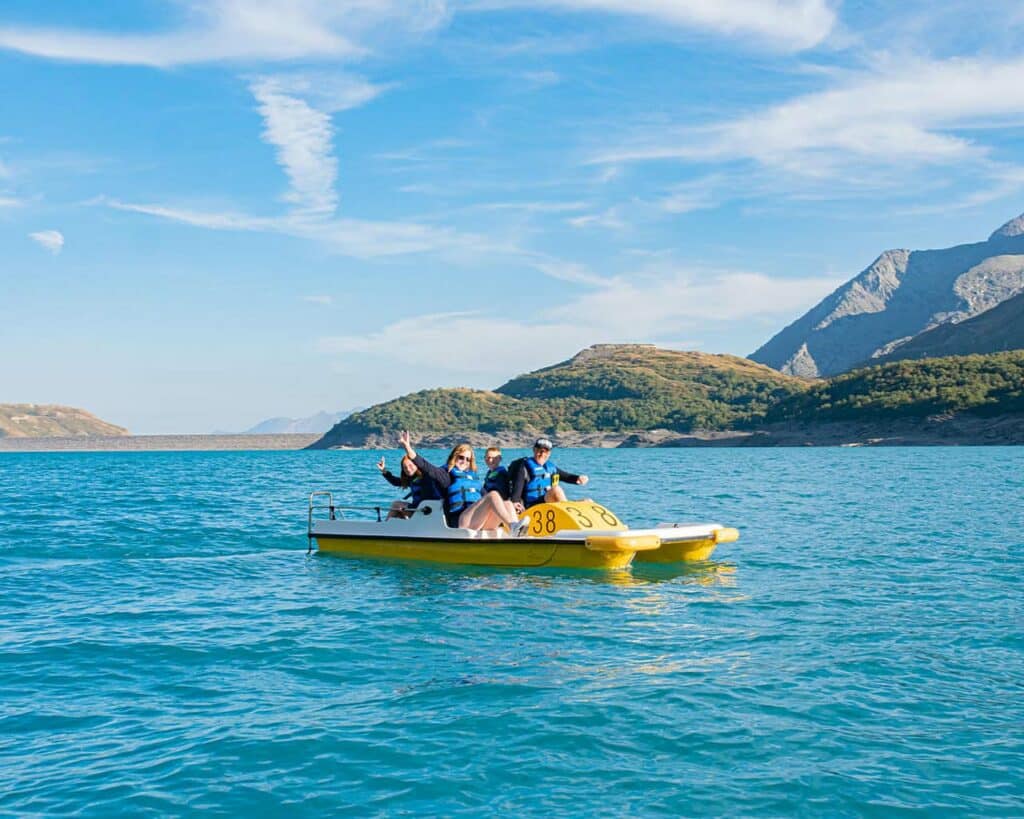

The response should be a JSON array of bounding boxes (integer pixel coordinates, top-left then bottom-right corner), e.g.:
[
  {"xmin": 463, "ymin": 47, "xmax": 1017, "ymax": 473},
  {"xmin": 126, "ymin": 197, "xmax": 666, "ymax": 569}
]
[
  {"xmin": 459, "ymin": 492, "xmax": 517, "ymax": 530},
  {"xmin": 545, "ymin": 485, "xmax": 568, "ymax": 503}
]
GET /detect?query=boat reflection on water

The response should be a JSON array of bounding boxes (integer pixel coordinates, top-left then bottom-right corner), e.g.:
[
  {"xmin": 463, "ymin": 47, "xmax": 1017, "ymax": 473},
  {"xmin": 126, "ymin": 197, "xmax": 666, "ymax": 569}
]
[
  {"xmin": 308, "ymin": 549, "xmax": 738, "ymax": 598},
  {"xmin": 629, "ymin": 560, "xmax": 737, "ymax": 587}
]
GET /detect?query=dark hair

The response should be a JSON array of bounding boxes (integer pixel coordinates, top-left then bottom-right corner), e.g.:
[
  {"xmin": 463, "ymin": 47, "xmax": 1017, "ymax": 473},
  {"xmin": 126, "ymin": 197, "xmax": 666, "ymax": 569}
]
[{"xmin": 399, "ymin": 454, "xmax": 421, "ymax": 488}]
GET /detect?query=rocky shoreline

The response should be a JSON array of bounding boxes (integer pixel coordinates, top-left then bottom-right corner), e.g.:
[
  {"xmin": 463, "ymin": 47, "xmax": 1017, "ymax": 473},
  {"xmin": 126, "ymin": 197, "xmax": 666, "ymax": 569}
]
[
  {"xmin": 2, "ymin": 413, "xmax": 1020, "ymax": 452},
  {"xmin": 0, "ymin": 433, "xmax": 321, "ymax": 452},
  {"xmin": 313, "ymin": 413, "xmax": 1024, "ymax": 449}
]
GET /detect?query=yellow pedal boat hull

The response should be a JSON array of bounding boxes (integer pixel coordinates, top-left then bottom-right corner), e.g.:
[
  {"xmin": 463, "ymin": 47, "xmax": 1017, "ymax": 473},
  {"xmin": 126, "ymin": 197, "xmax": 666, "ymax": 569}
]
[
  {"xmin": 314, "ymin": 533, "xmax": 659, "ymax": 570},
  {"xmin": 309, "ymin": 498, "xmax": 737, "ymax": 569}
]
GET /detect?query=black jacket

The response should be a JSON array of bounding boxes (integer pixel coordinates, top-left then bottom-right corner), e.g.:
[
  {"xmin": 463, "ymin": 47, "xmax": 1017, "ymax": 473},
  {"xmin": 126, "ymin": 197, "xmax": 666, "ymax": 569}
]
[{"xmin": 507, "ymin": 457, "xmax": 582, "ymax": 506}]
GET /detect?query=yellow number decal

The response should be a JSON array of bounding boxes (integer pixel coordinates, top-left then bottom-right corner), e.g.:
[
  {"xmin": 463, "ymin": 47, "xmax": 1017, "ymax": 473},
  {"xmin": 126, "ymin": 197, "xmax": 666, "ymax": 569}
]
[
  {"xmin": 531, "ymin": 510, "xmax": 545, "ymax": 535},
  {"xmin": 589, "ymin": 503, "xmax": 620, "ymax": 527},
  {"xmin": 564, "ymin": 505, "xmax": 593, "ymax": 528},
  {"xmin": 545, "ymin": 509, "xmax": 557, "ymax": 534}
]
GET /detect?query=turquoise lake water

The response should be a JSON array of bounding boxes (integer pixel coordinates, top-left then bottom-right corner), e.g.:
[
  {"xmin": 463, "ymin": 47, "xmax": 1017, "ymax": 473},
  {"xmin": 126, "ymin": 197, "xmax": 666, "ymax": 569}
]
[{"xmin": 1, "ymin": 448, "xmax": 1022, "ymax": 815}]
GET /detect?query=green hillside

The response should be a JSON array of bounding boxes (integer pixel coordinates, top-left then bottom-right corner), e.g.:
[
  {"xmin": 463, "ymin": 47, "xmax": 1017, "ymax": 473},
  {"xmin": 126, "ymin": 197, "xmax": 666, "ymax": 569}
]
[
  {"xmin": 0, "ymin": 404, "xmax": 129, "ymax": 438},
  {"xmin": 313, "ymin": 344, "xmax": 806, "ymax": 447},
  {"xmin": 767, "ymin": 351, "xmax": 1024, "ymax": 422}
]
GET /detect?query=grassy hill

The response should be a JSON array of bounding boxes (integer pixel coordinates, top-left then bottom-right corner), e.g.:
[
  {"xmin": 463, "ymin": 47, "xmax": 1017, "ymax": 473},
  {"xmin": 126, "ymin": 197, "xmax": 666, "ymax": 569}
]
[
  {"xmin": 312, "ymin": 345, "xmax": 806, "ymax": 448},
  {"xmin": 766, "ymin": 351, "xmax": 1024, "ymax": 422},
  {"xmin": 0, "ymin": 404, "xmax": 129, "ymax": 438}
]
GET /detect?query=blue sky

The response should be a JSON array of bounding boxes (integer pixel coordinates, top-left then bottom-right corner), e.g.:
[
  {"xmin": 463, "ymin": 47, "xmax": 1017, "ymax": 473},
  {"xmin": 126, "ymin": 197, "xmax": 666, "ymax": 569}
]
[{"xmin": 2, "ymin": 1, "xmax": 1023, "ymax": 433}]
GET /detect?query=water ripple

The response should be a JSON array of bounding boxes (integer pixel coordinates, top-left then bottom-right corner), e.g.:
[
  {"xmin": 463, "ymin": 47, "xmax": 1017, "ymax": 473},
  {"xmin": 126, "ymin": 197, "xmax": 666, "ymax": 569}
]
[{"xmin": 1, "ymin": 448, "xmax": 1022, "ymax": 815}]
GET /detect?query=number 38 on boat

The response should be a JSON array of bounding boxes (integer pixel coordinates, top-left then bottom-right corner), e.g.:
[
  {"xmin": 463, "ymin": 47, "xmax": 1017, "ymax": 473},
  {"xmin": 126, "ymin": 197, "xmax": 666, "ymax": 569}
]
[{"xmin": 308, "ymin": 494, "xmax": 739, "ymax": 570}]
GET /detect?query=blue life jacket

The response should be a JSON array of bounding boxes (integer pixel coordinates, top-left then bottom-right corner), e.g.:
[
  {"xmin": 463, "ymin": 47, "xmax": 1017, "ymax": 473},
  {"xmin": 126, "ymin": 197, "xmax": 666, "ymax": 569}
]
[
  {"xmin": 523, "ymin": 456, "xmax": 558, "ymax": 508},
  {"xmin": 483, "ymin": 465, "xmax": 508, "ymax": 495},
  {"xmin": 446, "ymin": 466, "xmax": 482, "ymax": 514},
  {"xmin": 405, "ymin": 475, "xmax": 440, "ymax": 507}
]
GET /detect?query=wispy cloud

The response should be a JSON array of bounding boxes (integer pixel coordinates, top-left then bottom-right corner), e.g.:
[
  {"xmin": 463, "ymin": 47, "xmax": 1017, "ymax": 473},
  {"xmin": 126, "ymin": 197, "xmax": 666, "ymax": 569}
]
[
  {"xmin": 567, "ymin": 207, "xmax": 626, "ymax": 230},
  {"xmin": 469, "ymin": 0, "xmax": 837, "ymax": 51},
  {"xmin": 252, "ymin": 71, "xmax": 392, "ymax": 113},
  {"xmin": 595, "ymin": 56, "xmax": 1024, "ymax": 175},
  {"xmin": 375, "ymin": 139, "xmax": 475, "ymax": 163},
  {"xmin": 0, "ymin": 1, "xmax": 836, "ymax": 68},
  {"xmin": 29, "ymin": 229, "xmax": 64, "ymax": 254},
  {"xmin": 0, "ymin": 1, "xmax": 447, "ymax": 67},
  {"xmin": 101, "ymin": 198, "xmax": 510, "ymax": 259},
  {"xmin": 531, "ymin": 258, "xmax": 609, "ymax": 285},
  {"xmin": 303, "ymin": 294, "xmax": 334, "ymax": 306},
  {"xmin": 547, "ymin": 268, "xmax": 842, "ymax": 330},
  {"xmin": 0, "ymin": 195, "xmax": 23, "ymax": 208},
  {"xmin": 896, "ymin": 163, "xmax": 1024, "ymax": 214},
  {"xmin": 250, "ymin": 76, "xmax": 340, "ymax": 215},
  {"xmin": 474, "ymin": 200, "xmax": 588, "ymax": 213},
  {"xmin": 318, "ymin": 265, "xmax": 842, "ymax": 373}
]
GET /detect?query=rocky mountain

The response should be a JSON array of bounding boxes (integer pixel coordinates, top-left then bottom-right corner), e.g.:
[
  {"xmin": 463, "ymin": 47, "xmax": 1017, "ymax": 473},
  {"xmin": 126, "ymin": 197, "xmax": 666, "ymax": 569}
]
[
  {"xmin": 241, "ymin": 408, "xmax": 359, "ymax": 435},
  {"xmin": 750, "ymin": 212, "xmax": 1024, "ymax": 377},
  {"xmin": 310, "ymin": 344, "xmax": 806, "ymax": 448},
  {"xmin": 871, "ymin": 289, "xmax": 1024, "ymax": 365},
  {"xmin": 0, "ymin": 404, "xmax": 128, "ymax": 438}
]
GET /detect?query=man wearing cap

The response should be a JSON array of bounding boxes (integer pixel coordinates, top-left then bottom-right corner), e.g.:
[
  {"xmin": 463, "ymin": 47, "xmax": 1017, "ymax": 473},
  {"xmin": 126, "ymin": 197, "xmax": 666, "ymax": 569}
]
[{"xmin": 509, "ymin": 437, "xmax": 589, "ymax": 513}]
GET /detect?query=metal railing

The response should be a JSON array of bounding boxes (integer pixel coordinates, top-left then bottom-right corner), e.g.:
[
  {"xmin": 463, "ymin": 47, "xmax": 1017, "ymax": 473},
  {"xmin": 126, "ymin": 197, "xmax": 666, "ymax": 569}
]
[{"xmin": 307, "ymin": 493, "xmax": 441, "ymax": 552}]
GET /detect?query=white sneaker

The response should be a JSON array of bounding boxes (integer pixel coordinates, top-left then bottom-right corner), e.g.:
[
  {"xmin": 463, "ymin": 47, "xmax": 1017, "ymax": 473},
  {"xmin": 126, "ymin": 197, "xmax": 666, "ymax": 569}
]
[{"xmin": 509, "ymin": 516, "xmax": 531, "ymax": 537}]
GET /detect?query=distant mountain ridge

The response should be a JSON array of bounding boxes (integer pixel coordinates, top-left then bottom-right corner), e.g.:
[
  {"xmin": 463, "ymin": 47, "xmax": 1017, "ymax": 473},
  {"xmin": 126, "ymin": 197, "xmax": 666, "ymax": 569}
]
[
  {"xmin": 0, "ymin": 404, "xmax": 128, "ymax": 438},
  {"xmin": 239, "ymin": 408, "xmax": 361, "ymax": 435},
  {"xmin": 750, "ymin": 212, "xmax": 1024, "ymax": 377}
]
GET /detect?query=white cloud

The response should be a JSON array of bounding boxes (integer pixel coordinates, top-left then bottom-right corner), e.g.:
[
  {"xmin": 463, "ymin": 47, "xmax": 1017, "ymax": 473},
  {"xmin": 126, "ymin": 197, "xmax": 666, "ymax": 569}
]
[
  {"xmin": 250, "ymin": 77, "xmax": 340, "ymax": 215},
  {"xmin": 375, "ymin": 138, "xmax": 475, "ymax": 163},
  {"xmin": 595, "ymin": 56, "xmax": 1024, "ymax": 174},
  {"xmin": 0, "ymin": 195, "xmax": 23, "ymax": 208},
  {"xmin": 0, "ymin": 1, "xmax": 447, "ymax": 67},
  {"xmin": 303, "ymin": 294, "xmax": 334, "ymax": 305},
  {"xmin": 253, "ymin": 71, "xmax": 392, "ymax": 113},
  {"xmin": 468, "ymin": 0, "xmax": 836, "ymax": 51},
  {"xmin": 531, "ymin": 258, "xmax": 609, "ymax": 285},
  {"xmin": 0, "ymin": 0, "xmax": 836, "ymax": 68},
  {"xmin": 102, "ymin": 198, "xmax": 508, "ymax": 259},
  {"xmin": 897, "ymin": 164, "xmax": 1024, "ymax": 214},
  {"xmin": 318, "ymin": 266, "xmax": 842, "ymax": 372},
  {"xmin": 474, "ymin": 200, "xmax": 588, "ymax": 213},
  {"xmin": 547, "ymin": 269, "xmax": 842, "ymax": 331},
  {"xmin": 567, "ymin": 207, "xmax": 626, "ymax": 229},
  {"xmin": 29, "ymin": 229, "xmax": 64, "ymax": 254}
]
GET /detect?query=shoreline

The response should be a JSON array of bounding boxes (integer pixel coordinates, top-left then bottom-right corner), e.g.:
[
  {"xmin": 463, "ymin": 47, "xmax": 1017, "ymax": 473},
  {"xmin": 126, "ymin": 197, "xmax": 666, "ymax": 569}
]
[
  {"xmin": 2, "ymin": 413, "xmax": 1022, "ymax": 452},
  {"xmin": 0, "ymin": 433, "xmax": 321, "ymax": 452},
  {"xmin": 315, "ymin": 413, "xmax": 1024, "ymax": 449}
]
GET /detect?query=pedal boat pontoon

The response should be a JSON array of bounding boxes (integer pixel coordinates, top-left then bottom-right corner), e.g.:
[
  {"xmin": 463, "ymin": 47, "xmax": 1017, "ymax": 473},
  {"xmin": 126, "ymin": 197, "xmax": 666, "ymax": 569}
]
[{"xmin": 308, "ymin": 494, "xmax": 738, "ymax": 570}]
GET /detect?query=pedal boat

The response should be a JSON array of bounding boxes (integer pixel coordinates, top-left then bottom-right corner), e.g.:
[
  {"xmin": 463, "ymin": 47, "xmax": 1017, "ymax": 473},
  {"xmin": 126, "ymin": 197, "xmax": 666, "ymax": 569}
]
[{"xmin": 308, "ymin": 493, "xmax": 738, "ymax": 569}]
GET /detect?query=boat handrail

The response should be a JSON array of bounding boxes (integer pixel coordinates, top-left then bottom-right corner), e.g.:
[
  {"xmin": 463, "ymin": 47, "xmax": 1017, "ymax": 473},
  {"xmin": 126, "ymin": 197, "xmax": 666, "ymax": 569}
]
[{"xmin": 308, "ymin": 493, "xmax": 439, "ymax": 535}]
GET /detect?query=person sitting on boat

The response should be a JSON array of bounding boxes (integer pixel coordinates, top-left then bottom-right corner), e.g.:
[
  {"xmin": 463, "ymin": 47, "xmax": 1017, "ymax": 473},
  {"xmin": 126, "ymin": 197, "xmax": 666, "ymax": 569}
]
[
  {"xmin": 482, "ymin": 446, "xmax": 510, "ymax": 499},
  {"xmin": 397, "ymin": 431, "xmax": 524, "ymax": 533},
  {"xmin": 377, "ymin": 453, "xmax": 440, "ymax": 519},
  {"xmin": 509, "ymin": 437, "xmax": 589, "ymax": 513}
]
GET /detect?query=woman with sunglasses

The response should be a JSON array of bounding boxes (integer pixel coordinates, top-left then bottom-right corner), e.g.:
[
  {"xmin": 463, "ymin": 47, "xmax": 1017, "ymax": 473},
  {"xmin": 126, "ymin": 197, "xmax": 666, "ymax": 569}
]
[{"xmin": 397, "ymin": 430, "xmax": 524, "ymax": 533}]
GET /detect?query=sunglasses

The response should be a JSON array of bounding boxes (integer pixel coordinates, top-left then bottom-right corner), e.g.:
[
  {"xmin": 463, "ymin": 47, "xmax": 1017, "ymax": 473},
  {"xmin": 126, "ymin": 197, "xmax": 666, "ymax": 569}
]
[{"xmin": 455, "ymin": 454, "xmax": 470, "ymax": 462}]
